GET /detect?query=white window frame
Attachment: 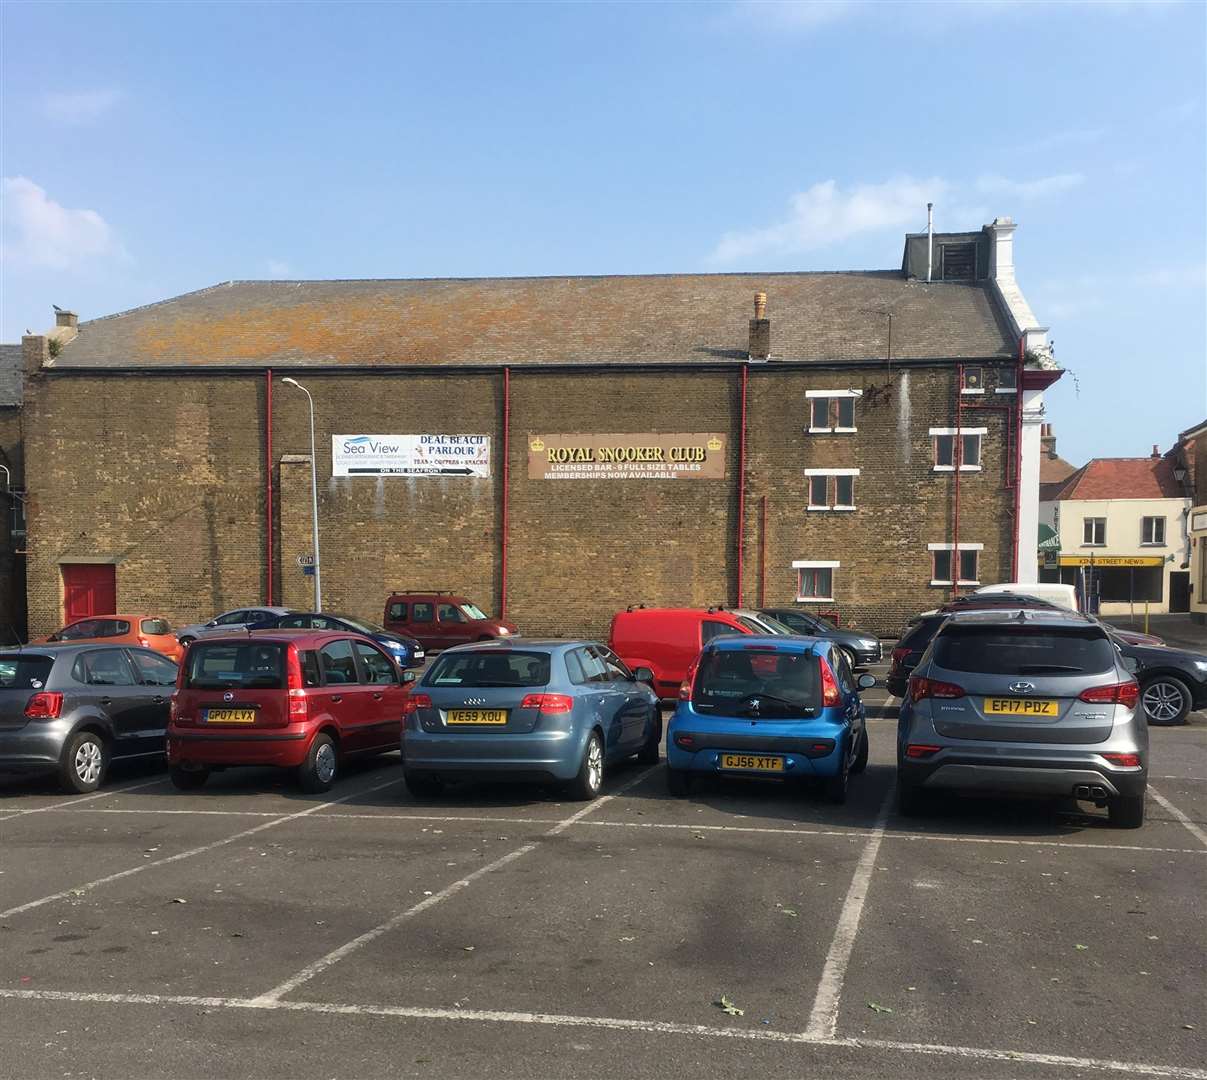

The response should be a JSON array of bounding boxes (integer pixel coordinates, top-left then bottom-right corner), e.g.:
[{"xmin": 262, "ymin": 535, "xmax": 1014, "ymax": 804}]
[
  {"xmin": 1140, "ymin": 516, "xmax": 1166, "ymax": 546},
  {"xmin": 930, "ymin": 427, "xmax": 986, "ymax": 472},
  {"xmin": 806, "ymin": 388, "xmax": 861, "ymax": 434},
  {"xmin": 1083, "ymin": 517, "xmax": 1106, "ymax": 547},
  {"xmin": 927, "ymin": 542, "xmax": 983, "ymax": 586},
  {"xmin": 804, "ymin": 468, "xmax": 860, "ymax": 511},
  {"xmin": 792, "ymin": 560, "xmax": 839, "ymax": 603}
]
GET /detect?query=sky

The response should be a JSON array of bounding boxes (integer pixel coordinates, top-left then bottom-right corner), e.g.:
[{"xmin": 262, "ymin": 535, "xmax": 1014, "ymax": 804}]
[{"xmin": 2, "ymin": 0, "xmax": 1204, "ymax": 465}]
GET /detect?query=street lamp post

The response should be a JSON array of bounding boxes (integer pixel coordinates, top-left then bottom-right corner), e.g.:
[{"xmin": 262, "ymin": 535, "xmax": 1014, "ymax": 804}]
[{"xmin": 280, "ymin": 377, "xmax": 322, "ymax": 611}]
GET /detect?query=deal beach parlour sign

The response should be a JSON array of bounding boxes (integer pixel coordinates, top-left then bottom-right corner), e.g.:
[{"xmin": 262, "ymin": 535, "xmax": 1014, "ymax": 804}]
[
  {"xmin": 528, "ymin": 433, "xmax": 726, "ymax": 480},
  {"xmin": 332, "ymin": 435, "xmax": 491, "ymax": 478}
]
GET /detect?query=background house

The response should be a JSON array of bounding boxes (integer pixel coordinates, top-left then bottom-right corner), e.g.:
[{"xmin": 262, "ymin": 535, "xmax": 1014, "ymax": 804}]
[{"xmin": 1040, "ymin": 448, "xmax": 1191, "ymax": 614}]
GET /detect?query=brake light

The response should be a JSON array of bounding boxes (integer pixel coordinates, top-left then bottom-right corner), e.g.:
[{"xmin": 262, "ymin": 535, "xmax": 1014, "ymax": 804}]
[
  {"xmin": 286, "ymin": 644, "xmax": 308, "ymax": 720},
  {"xmin": 674, "ymin": 733, "xmax": 694, "ymax": 749},
  {"xmin": 1102, "ymin": 751, "xmax": 1142, "ymax": 768},
  {"xmin": 402, "ymin": 693, "xmax": 432, "ymax": 716},
  {"xmin": 520, "ymin": 693, "xmax": 574, "ymax": 715},
  {"xmin": 139, "ymin": 637, "xmax": 151, "ymax": 648},
  {"xmin": 743, "ymin": 643, "xmax": 779, "ymax": 651},
  {"xmin": 891, "ymin": 647, "xmax": 910, "ymax": 665},
  {"xmin": 819, "ymin": 656, "xmax": 841, "ymax": 707},
  {"xmin": 678, "ymin": 681, "xmax": 692, "ymax": 700},
  {"xmin": 909, "ymin": 676, "xmax": 965, "ymax": 703},
  {"xmin": 25, "ymin": 692, "xmax": 63, "ymax": 719},
  {"xmin": 169, "ymin": 693, "xmax": 178, "ymax": 722},
  {"xmin": 1079, "ymin": 682, "xmax": 1139, "ymax": 708},
  {"xmin": 905, "ymin": 744, "xmax": 941, "ymax": 759}
]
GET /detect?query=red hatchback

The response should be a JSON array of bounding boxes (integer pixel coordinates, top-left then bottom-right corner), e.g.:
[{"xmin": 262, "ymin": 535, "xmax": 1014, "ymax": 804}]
[{"xmin": 168, "ymin": 631, "xmax": 410, "ymax": 792}]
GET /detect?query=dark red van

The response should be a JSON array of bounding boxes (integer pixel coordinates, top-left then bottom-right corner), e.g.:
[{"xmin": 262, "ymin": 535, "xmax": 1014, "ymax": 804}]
[
  {"xmin": 382, "ymin": 592, "xmax": 517, "ymax": 651},
  {"xmin": 168, "ymin": 631, "xmax": 410, "ymax": 792},
  {"xmin": 608, "ymin": 608, "xmax": 759, "ymax": 701}
]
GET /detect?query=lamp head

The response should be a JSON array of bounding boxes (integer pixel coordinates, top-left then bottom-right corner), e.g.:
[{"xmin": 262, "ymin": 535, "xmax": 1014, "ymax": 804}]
[{"xmin": 281, "ymin": 377, "xmax": 299, "ymax": 388}]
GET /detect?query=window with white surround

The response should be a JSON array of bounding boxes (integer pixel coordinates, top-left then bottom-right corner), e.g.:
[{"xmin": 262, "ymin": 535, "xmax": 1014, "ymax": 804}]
[
  {"xmin": 961, "ymin": 366, "xmax": 985, "ymax": 394},
  {"xmin": 805, "ymin": 468, "xmax": 859, "ymax": 510},
  {"xmin": 1083, "ymin": 517, "xmax": 1106, "ymax": 546},
  {"xmin": 928, "ymin": 543, "xmax": 982, "ymax": 585},
  {"xmin": 930, "ymin": 428, "xmax": 985, "ymax": 471},
  {"xmin": 806, "ymin": 389, "xmax": 860, "ymax": 433},
  {"xmin": 1141, "ymin": 516, "xmax": 1166, "ymax": 546},
  {"xmin": 793, "ymin": 560, "xmax": 838, "ymax": 601}
]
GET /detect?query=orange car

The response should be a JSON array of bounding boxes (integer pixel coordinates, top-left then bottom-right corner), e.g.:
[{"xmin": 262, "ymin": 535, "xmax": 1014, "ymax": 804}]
[{"xmin": 41, "ymin": 615, "xmax": 184, "ymax": 662}]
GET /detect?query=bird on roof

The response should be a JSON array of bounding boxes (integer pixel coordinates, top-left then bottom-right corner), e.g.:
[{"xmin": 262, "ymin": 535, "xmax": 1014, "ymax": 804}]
[{"xmin": 52, "ymin": 304, "xmax": 63, "ymax": 313}]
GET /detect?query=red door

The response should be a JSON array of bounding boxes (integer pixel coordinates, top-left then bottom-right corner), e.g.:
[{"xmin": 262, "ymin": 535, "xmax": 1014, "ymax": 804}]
[{"xmin": 62, "ymin": 564, "xmax": 117, "ymax": 623}]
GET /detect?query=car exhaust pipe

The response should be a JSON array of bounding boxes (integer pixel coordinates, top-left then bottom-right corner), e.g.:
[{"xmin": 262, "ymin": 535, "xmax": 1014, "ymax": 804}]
[
  {"xmin": 1073, "ymin": 784, "xmax": 1091, "ymax": 799},
  {"xmin": 1089, "ymin": 784, "xmax": 1108, "ymax": 800}
]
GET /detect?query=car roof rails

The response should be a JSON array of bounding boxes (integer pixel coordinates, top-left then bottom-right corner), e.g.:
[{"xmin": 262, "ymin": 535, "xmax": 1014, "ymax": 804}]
[
  {"xmin": 706, "ymin": 605, "xmax": 728, "ymax": 614},
  {"xmin": 625, "ymin": 603, "xmax": 647, "ymax": 613}
]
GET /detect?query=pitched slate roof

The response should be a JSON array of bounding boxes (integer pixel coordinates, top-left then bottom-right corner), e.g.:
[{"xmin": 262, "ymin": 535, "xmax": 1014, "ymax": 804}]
[
  {"xmin": 47, "ymin": 272, "xmax": 1016, "ymax": 369},
  {"xmin": 1052, "ymin": 457, "xmax": 1184, "ymax": 501},
  {"xmin": 0, "ymin": 345, "xmax": 24, "ymax": 405}
]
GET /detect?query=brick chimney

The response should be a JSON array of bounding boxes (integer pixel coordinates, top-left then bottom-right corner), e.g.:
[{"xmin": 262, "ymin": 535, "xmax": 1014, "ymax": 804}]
[
  {"xmin": 748, "ymin": 292, "xmax": 770, "ymax": 360},
  {"xmin": 1040, "ymin": 422, "xmax": 1057, "ymax": 459},
  {"xmin": 1151, "ymin": 444, "xmax": 1160, "ymax": 460}
]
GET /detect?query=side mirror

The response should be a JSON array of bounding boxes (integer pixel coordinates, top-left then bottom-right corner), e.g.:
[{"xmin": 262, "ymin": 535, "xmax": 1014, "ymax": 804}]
[
  {"xmin": 46, "ymin": 633, "xmax": 60, "ymax": 642},
  {"xmin": 857, "ymin": 673, "xmax": 877, "ymax": 690},
  {"xmin": 633, "ymin": 666, "xmax": 655, "ymax": 686},
  {"xmin": 401, "ymin": 670, "xmax": 419, "ymax": 685},
  {"xmin": 206, "ymin": 621, "xmax": 218, "ymax": 628},
  {"xmin": 1121, "ymin": 655, "xmax": 1140, "ymax": 675}
]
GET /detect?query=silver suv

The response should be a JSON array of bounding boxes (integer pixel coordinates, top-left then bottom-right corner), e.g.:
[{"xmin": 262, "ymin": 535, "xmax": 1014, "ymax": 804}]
[{"xmin": 897, "ymin": 609, "xmax": 1147, "ymax": 828}]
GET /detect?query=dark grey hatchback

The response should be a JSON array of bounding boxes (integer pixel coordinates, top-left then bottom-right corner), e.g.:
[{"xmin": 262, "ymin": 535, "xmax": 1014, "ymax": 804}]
[{"xmin": 0, "ymin": 644, "xmax": 178, "ymax": 792}]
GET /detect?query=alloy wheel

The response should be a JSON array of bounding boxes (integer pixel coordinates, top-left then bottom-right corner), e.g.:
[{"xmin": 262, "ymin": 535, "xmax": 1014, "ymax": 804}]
[
  {"xmin": 1142, "ymin": 681, "xmax": 1187, "ymax": 723},
  {"xmin": 315, "ymin": 740, "xmax": 337, "ymax": 784},
  {"xmin": 75, "ymin": 741, "xmax": 102, "ymax": 786},
  {"xmin": 587, "ymin": 736, "xmax": 603, "ymax": 793}
]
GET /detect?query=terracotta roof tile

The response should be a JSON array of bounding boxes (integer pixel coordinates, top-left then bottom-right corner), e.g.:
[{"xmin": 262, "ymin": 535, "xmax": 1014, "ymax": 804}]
[{"xmin": 1053, "ymin": 457, "xmax": 1183, "ymax": 501}]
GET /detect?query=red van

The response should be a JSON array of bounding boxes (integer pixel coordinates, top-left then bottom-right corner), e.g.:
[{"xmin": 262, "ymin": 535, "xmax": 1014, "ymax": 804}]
[
  {"xmin": 382, "ymin": 592, "xmax": 517, "ymax": 652},
  {"xmin": 168, "ymin": 631, "xmax": 410, "ymax": 793},
  {"xmin": 608, "ymin": 608, "xmax": 761, "ymax": 701}
]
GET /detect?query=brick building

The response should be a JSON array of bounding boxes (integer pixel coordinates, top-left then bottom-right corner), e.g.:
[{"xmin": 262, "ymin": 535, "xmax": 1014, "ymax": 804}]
[
  {"xmin": 19, "ymin": 218, "xmax": 1061, "ymax": 639},
  {"xmin": 0, "ymin": 344, "xmax": 25, "ymax": 640}
]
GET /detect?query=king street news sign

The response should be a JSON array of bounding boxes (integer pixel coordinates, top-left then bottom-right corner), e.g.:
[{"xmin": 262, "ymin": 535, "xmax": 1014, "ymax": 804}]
[
  {"xmin": 527, "ymin": 433, "xmax": 726, "ymax": 480},
  {"xmin": 332, "ymin": 435, "xmax": 490, "ymax": 478}
]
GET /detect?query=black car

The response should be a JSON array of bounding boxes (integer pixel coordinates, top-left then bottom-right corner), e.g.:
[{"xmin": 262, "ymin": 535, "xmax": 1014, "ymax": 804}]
[
  {"xmin": 0, "ymin": 644, "xmax": 178, "ymax": 792},
  {"xmin": 1114, "ymin": 639, "xmax": 1207, "ymax": 726},
  {"xmin": 247, "ymin": 611, "xmax": 425, "ymax": 669},
  {"xmin": 758, "ymin": 608, "xmax": 882, "ymax": 667},
  {"xmin": 885, "ymin": 614, "xmax": 947, "ymax": 698}
]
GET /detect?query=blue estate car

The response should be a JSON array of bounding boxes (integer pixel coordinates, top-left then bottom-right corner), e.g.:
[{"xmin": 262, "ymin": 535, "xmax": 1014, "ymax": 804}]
[
  {"xmin": 249, "ymin": 612, "xmax": 425, "ymax": 669},
  {"xmin": 666, "ymin": 635, "xmax": 875, "ymax": 804},
  {"xmin": 401, "ymin": 639, "xmax": 661, "ymax": 800}
]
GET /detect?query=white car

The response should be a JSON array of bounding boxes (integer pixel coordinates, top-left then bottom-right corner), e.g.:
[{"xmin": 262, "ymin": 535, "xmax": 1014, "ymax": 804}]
[{"xmin": 175, "ymin": 607, "xmax": 296, "ymax": 645}]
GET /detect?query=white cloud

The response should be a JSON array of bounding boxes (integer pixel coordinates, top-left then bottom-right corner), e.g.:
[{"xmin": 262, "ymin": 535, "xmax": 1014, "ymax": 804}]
[
  {"xmin": 709, "ymin": 176, "xmax": 948, "ymax": 264},
  {"xmin": 266, "ymin": 259, "xmax": 294, "ymax": 277},
  {"xmin": 42, "ymin": 89, "xmax": 123, "ymax": 124},
  {"xmin": 976, "ymin": 173, "xmax": 1085, "ymax": 201},
  {"xmin": 1, "ymin": 177, "xmax": 120, "ymax": 270}
]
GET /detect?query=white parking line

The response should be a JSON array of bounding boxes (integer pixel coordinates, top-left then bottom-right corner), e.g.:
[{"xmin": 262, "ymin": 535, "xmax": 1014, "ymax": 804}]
[
  {"xmin": 0, "ymin": 775, "xmax": 401, "ymax": 920},
  {"xmin": 1149, "ymin": 785, "xmax": 1207, "ymax": 848},
  {"xmin": 0, "ymin": 776, "xmax": 169, "ymax": 820},
  {"xmin": 252, "ymin": 765, "xmax": 656, "ymax": 1004},
  {"xmin": 804, "ymin": 788, "xmax": 891, "ymax": 1040},
  {"xmin": 22, "ymin": 805, "xmax": 1207, "ymax": 856},
  {"xmin": 0, "ymin": 988, "xmax": 1202, "ymax": 1079}
]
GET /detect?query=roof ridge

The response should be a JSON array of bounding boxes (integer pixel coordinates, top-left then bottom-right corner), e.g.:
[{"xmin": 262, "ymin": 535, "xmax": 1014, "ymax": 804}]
[{"xmin": 80, "ymin": 282, "xmax": 237, "ymax": 327}]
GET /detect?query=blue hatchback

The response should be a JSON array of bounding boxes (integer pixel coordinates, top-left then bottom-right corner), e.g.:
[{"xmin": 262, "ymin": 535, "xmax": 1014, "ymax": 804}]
[
  {"xmin": 249, "ymin": 612, "xmax": 425, "ymax": 669},
  {"xmin": 666, "ymin": 635, "xmax": 875, "ymax": 803},
  {"xmin": 402, "ymin": 639, "xmax": 661, "ymax": 801}
]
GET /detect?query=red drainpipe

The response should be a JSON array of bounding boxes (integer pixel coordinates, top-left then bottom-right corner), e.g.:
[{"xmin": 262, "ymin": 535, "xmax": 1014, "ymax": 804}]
[
  {"xmin": 736, "ymin": 364, "xmax": 748, "ymax": 606},
  {"xmin": 265, "ymin": 368, "xmax": 274, "ymax": 605},
  {"xmin": 501, "ymin": 366, "xmax": 510, "ymax": 619},
  {"xmin": 759, "ymin": 494, "xmax": 768, "ymax": 606},
  {"xmin": 952, "ymin": 364, "xmax": 962, "ymax": 599},
  {"xmin": 1013, "ymin": 336, "xmax": 1025, "ymax": 579}
]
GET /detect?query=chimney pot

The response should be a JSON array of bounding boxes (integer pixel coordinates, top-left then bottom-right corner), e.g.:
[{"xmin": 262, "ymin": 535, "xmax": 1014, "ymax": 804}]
[
  {"xmin": 753, "ymin": 292, "xmax": 767, "ymax": 320},
  {"xmin": 1151, "ymin": 444, "xmax": 1160, "ymax": 459}
]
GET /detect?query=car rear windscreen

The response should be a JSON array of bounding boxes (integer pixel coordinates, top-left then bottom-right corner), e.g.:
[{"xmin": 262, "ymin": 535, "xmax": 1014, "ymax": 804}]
[
  {"xmin": 140, "ymin": 618, "xmax": 171, "ymax": 636},
  {"xmin": 933, "ymin": 627, "xmax": 1115, "ymax": 676},
  {"xmin": 692, "ymin": 649, "xmax": 821, "ymax": 715},
  {"xmin": 0, "ymin": 654, "xmax": 55, "ymax": 689},
  {"xmin": 183, "ymin": 643, "xmax": 287, "ymax": 690},
  {"xmin": 426, "ymin": 651, "xmax": 550, "ymax": 688}
]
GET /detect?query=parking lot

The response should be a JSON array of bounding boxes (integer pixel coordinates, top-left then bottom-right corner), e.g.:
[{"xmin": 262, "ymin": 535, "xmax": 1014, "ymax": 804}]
[{"xmin": 2, "ymin": 663, "xmax": 1205, "ymax": 1080}]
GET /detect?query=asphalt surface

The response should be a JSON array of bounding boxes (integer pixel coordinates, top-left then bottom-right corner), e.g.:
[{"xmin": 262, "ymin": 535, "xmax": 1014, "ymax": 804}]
[{"xmin": 2, "ymin": 665, "xmax": 1205, "ymax": 1080}]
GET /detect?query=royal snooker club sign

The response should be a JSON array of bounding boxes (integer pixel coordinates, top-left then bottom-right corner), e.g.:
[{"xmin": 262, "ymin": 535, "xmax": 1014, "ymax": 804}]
[{"xmin": 527, "ymin": 433, "xmax": 727, "ymax": 480}]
